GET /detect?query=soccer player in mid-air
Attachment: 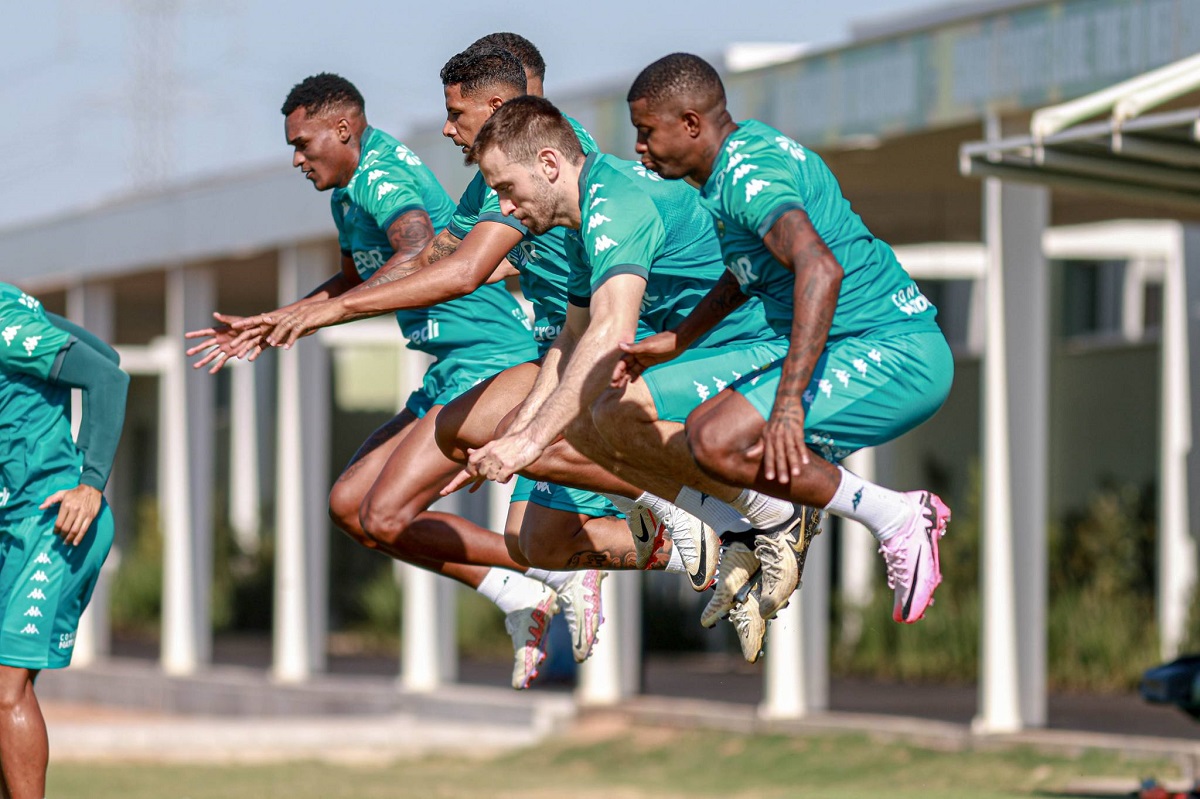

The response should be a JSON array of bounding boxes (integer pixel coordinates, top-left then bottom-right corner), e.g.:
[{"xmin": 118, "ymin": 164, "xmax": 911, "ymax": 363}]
[
  {"xmin": 0, "ymin": 283, "xmax": 129, "ymax": 799},
  {"xmin": 185, "ymin": 72, "xmax": 601, "ymax": 690},
  {"xmin": 456, "ymin": 95, "xmax": 837, "ymax": 661},
  {"xmin": 619, "ymin": 53, "xmax": 953, "ymax": 625}
]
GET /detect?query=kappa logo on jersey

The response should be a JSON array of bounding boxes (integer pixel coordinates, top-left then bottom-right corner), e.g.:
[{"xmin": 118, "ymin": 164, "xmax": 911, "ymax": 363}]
[
  {"xmin": 775, "ymin": 135, "xmax": 807, "ymax": 161},
  {"xmin": 588, "ymin": 183, "xmax": 604, "ymax": 199},
  {"xmin": 0, "ymin": 486, "xmax": 9, "ymax": 507},
  {"xmin": 725, "ymin": 139, "xmax": 746, "ymax": 154},
  {"xmin": 59, "ymin": 632, "xmax": 75, "ymax": 649},
  {"xmin": 394, "ymin": 145, "xmax": 421, "ymax": 166},
  {"xmin": 30, "ymin": 570, "xmax": 49, "ymax": 583},
  {"xmin": 585, "ymin": 213, "xmax": 611, "ymax": 233},
  {"xmin": 731, "ymin": 163, "xmax": 758, "ymax": 184},
  {"xmin": 35, "ymin": 553, "xmax": 51, "ymax": 565},
  {"xmin": 632, "ymin": 164, "xmax": 662, "ymax": 181},
  {"xmin": 18, "ymin": 293, "xmax": 40, "ymax": 310},
  {"xmin": 27, "ymin": 588, "xmax": 45, "ymax": 600},
  {"xmin": 589, "ymin": 195, "xmax": 608, "ymax": 210},
  {"xmin": 360, "ymin": 148, "xmax": 382, "ymax": 168},
  {"xmin": 744, "ymin": 178, "xmax": 772, "ymax": 203},
  {"xmin": 20, "ymin": 624, "xmax": 39, "ymax": 635},
  {"xmin": 366, "ymin": 169, "xmax": 387, "ymax": 185},
  {"xmin": 376, "ymin": 182, "xmax": 399, "ymax": 201},
  {"xmin": 24, "ymin": 607, "xmax": 42, "ymax": 618},
  {"xmin": 593, "ymin": 234, "xmax": 619, "ymax": 255},
  {"xmin": 22, "ymin": 335, "xmax": 41, "ymax": 355},
  {"xmin": 2, "ymin": 324, "xmax": 19, "ymax": 346}
]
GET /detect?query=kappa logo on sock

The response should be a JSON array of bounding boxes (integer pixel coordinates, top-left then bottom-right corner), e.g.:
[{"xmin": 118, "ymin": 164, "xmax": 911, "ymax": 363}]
[{"xmin": 852, "ymin": 488, "xmax": 863, "ymax": 511}]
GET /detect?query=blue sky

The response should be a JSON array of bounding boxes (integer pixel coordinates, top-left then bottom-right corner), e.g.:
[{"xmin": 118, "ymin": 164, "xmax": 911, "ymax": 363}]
[{"xmin": 1, "ymin": 0, "xmax": 945, "ymax": 229}]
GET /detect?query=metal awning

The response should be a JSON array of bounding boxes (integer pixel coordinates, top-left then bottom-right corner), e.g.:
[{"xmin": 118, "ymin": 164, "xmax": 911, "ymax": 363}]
[{"xmin": 960, "ymin": 53, "xmax": 1200, "ymax": 209}]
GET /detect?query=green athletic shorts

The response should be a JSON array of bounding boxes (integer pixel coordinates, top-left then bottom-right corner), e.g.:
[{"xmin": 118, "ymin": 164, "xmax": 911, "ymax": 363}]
[
  {"xmin": 729, "ymin": 328, "xmax": 954, "ymax": 463},
  {"xmin": 641, "ymin": 339, "xmax": 790, "ymax": 423},
  {"xmin": 0, "ymin": 502, "xmax": 114, "ymax": 669},
  {"xmin": 405, "ymin": 344, "xmax": 538, "ymax": 419},
  {"xmin": 512, "ymin": 476, "xmax": 620, "ymax": 519}
]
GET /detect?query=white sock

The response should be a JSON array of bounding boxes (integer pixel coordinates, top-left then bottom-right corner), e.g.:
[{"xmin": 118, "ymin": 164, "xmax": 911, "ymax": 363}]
[
  {"xmin": 824, "ymin": 465, "xmax": 911, "ymax": 542},
  {"xmin": 601, "ymin": 492, "xmax": 640, "ymax": 515},
  {"xmin": 664, "ymin": 545, "xmax": 685, "ymax": 574},
  {"xmin": 524, "ymin": 568, "xmax": 572, "ymax": 593},
  {"xmin": 476, "ymin": 568, "xmax": 549, "ymax": 614},
  {"xmin": 674, "ymin": 486, "xmax": 751, "ymax": 535},
  {"xmin": 727, "ymin": 488, "xmax": 798, "ymax": 528}
]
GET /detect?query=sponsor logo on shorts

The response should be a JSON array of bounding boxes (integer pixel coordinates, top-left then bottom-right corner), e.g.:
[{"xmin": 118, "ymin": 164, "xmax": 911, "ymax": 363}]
[
  {"xmin": 892, "ymin": 284, "xmax": 931, "ymax": 316},
  {"xmin": 59, "ymin": 632, "xmax": 75, "ymax": 649},
  {"xmin": 405, "ymin": 319, "xmax": 441, "ymax": 345},
  {"xmin": 19, "ymin": 623, "xmax": 39, "ymax": 635}
]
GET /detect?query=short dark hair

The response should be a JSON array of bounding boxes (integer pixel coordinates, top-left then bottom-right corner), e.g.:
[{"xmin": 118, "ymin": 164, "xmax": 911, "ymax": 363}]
[
  {"xmin": 627, "ymin": 52, "xmax": 725, "ymax": 111},
  {"xmin": 281, "ymin": 72, "xmax": 365, "ymax": 117},
  {"xmin": 469, "ymin": 32, "xmax": 545, "ymax": 80},
  {"xmin": 440, "ymin": 45, "xmax": 527, "ymax": 97},
  {"xmin": 469, "ymin": 95, "xmax": 582, "ymax": 166}
]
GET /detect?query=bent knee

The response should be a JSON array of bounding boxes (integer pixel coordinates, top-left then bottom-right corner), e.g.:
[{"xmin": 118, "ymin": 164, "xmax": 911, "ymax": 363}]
[
  {"xmin": 358, "ymin": 494, "xmax": 416, "ymax": 545},
  {"xmin": 328, "ymin": 481, "xmax": 364, "ymax": 533},
  {"xmin": 518, "ymin": 526, "xmax": 569, "ymax": 569}
]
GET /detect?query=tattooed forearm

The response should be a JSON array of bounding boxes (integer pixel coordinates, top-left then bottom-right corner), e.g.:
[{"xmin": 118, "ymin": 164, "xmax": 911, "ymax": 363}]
[{"xmin": 425, "ymin": 231, "xmax": 461, "ymax": 265}]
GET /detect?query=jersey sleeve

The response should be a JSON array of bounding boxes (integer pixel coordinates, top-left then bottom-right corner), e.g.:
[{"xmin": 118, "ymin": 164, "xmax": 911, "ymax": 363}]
[
  {"xmin": 0, "ymin": 291, "xmax": 71, "ymax": 380},
  {"xmin": 447, "ymin": 173, "xmax": 526, "ymax": 239},
  {"xmin": 578, "ymin": 181, "xmax": 664, "ymax": 296},
  {"xmin": 355, "ymin": 155, "xmax": 430, "ymax": 232},
  {"xmin": 719, "ymin": 144, "xmax": 808, "ymax": 240},
  {"xmin": 330, "ymin": 197, "xmax": 352, "ymax": 253}
]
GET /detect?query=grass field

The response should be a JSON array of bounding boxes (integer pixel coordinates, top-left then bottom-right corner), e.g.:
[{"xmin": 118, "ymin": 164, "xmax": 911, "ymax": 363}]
[{"xmin": 48, "ymin": 719, "xmax": 1181, "ymax": 799}]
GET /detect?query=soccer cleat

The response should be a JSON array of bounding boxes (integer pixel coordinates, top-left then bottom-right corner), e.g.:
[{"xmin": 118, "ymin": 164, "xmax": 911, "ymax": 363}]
[
  {"xmin": 752, "ymin": 505, "xmax": 809, "ymax": 619},
  {"xmin": 879, "ymin": 491, "xmax": 951, "ymax": 624},
  {"xmin": 626, "ymin": 502, "xmax": 669, "ymax": 570},
  {"xmin": 728, "ymin": 578, "xmax": 768, "ymax": 664},
  {"xmin": 504, "ymin": 589, "xmax": 560, "ymax": 689},
  {"xmin": 701, "ymin": 541, "xmax": 759, "ymax": 628},
  {"xmin": 667, "ymin": 511, "xmax": 719, "ymax": 592},
  {"xmin": 556, "ymin": 569, "xmax": 606, "ymax": 663},
  {"xmin": 791, "ymin": 507, "xmax": 825, "ymax": 588}
]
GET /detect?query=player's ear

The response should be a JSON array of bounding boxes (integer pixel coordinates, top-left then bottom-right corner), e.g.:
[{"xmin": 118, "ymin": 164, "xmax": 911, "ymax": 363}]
[
  {"xmin": 336, "ymin": 116, "xmax": 352, "ymax": 143},
  {"xmin": 539, "ymin": 148, "xmax": 560, "ymax": 182},
  {"xmin": 682, "ymin": 109, "xmax": 703, "ymax": 138},
  {"xmin": 488, "ymin": 95, "xmax": 505, "ymax": 113}
]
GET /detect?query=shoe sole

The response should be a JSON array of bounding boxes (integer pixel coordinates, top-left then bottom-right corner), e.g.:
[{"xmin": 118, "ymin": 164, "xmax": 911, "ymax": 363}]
[
  {"xmin": 757, "ymin": 510, "xmax": 809, "ymax": 619},
  {"xmin": 514, "ymin": 596, "xmax": 559, "ymax": 689},
  {"xmin": 686, "ymin": 524, "xmax": 719, "ymax": 592},
  {"xmin": 895, "ymin": 494, "xmax": 951, "ymax": 624},
  {"xmin": 571, "ymin": 571, "xmax": 607, "ymax": 663}
]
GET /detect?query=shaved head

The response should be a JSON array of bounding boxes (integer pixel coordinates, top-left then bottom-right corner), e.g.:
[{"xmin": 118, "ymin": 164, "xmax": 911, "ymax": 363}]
[{"xmin": 627, "ymin": 52, "xmax": 726, "ymax": 117}]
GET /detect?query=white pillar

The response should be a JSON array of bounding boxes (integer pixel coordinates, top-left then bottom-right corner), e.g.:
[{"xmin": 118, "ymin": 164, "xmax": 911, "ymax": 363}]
[
  {"xmin": 228, "ymin": 362, "xmax": 261, "ymax": 556},
  {"xmin": 838, "ymin": 449, "xmax": 877, "ymax": 647},
  {"xmin": 577, "ymin": 569, "xmax": 641, "ymax": 705},
  {"xmin": 160, "ymin": 267, "xmax": 216, "ymax": 675},
  {"xmin": 272, "ymin": 245, "xmax": 332, "ymax": 682},
  {"xmin": 1159, "ymin": 227, "xmax": 1197, "ymax": 659},
  {"xmin": 400, "ymin": 490, "xmax": 460, "ymax": 692},
  {"xmin": 760, "ymin": 515, "xmax": 830, "ymax": 719},
  {"xmin": 66, "ymin": 282, "xmax": 116, "ymax": 667},
  {"xmin": 975, "ymin": 129, "xmax": 1050, "ymax": 732}
]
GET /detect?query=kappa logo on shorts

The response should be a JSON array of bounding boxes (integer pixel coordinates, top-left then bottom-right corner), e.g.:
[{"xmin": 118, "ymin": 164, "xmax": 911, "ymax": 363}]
[
  {"xmin": 30, "ymin": 570, "xmax": 49, "ymax": 583},
  {"xmin": 868, "ymin": 349, "xmax": 883, "ymax": 365},
  {"xmin": 35, "ymin": 552, "xmax": 51, "ymax": 564},
  {"xmin": 23, "ymin": 607, "xmax": 42, "ymax": 618},
  {"xmin": 853, "ymin": 358, "xmax": 869, "ymax": 376},
  {"xmin": 27, "ymin": 589, "xmax": 46, "ymax": 600},
  {"xmin": 22, "ymin": 335, "xmax": 41, "ymax": 355},
  {"xmin": 833, "ymin": 369, "xmax": 851, "ymax": 387},
  {"xmin": 19, "ymin": 623, "xmax": 39, "ymax": 635},
  {"xmin": 819, "ymin": 379, "xmax": 833, "ymax": 398},
  {"xmin": 0, "ymin": 325, "xmax": 17, "ymax": 346},
  {"xmin": 693, "ymin": 381, "xmax": 711, "ymax": 402},
  {"xmin": 534, "ymin": 482, "xmax": 551, "ymax": 493}
]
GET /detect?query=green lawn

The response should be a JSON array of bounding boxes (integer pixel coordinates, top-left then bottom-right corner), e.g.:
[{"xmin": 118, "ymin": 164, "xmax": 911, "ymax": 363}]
[{"xmin": 49, "ymin": 725, "xmax": 1178, "ymax": 799}]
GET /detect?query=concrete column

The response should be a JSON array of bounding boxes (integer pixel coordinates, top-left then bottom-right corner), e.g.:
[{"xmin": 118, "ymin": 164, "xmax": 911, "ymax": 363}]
[
  {"xmin": 838, "ymin": 449, "xmax": 877, "ymax": 647},
  {"xmin": 760, "ymin": 515, "xmax": 830, "ymax": 719},
  {"xmin": 577, "ymin": 569, "xmax": 641, "ymax": 705},
  {"xmin": 228, "ymin": 362, "xmax": 261, "ymax": 556},
  {"xmin": 66, "ymin": 282, "xmax": 116, "ymax": 666},
  {"xmin": 1159, "ymin": 226, "xmax": 1198, "ymax": 659},
  {"xmin": 400, "ymin": 492, "xmax": 460, "ymax": 691},
  {"xmin": 975, "ymin": 125, "xmax": 1050, "ymax": 731},
  {"xmin": 160, "ymin": 267, "xmax": 216, "ymax": 675},
  {"xmin": 272, "ymin": 245, "xmax": 332, "ymax": 682}
]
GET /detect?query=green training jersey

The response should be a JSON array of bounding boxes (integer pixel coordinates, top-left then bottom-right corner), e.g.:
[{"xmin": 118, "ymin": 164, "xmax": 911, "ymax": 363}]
[
  {"xmin": 446, "ymin": 116, "xmax": 598, "ymax": 352},
  {"xmin": 699, "ymin": 119, "xmax": 939, "ymax": 341},
  {"xmin": 566, "ymin": 152, "xmax": 773, "ymax": 348},
  {"xmin": 331, "ymin": 126, "xmax": 533, "ymax": 362},
  {"xmin": 0, "ymin": 284, "xmax": 80, "ymax": 521}
]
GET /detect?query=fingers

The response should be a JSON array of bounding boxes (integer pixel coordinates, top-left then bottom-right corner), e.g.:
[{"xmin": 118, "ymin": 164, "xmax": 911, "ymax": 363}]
[
  {"xmin": 39, "ymin": 490, "xmax": 66, "ymax": 510},
  {"xmin": 184, "ymin": 328, "xmax": 218, "ymax": 341},
  {"xmin": 441, "ymin": 468, "xmax": 484, "ymax": 496}
]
